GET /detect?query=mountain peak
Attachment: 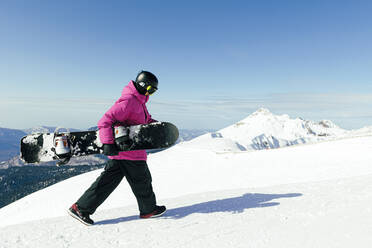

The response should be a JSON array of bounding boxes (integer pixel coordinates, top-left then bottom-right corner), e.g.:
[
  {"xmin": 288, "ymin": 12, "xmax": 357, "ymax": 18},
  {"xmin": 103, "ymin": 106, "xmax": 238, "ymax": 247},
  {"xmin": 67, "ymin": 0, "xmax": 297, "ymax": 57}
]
[
  {"xmin": 238, "ymin": 108, "xmax": 278, "ymax": 124},
  {"xmin": 251, "ymin": 108, "xmax": 272, "ymax": 116}
]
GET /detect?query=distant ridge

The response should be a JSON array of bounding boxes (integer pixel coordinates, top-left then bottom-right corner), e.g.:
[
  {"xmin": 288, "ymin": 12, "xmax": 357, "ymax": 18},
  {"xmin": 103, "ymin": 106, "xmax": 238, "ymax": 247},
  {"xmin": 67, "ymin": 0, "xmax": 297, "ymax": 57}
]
[{"xmin": 2, "ymin": 109, "xmax": 372, "ymax": 165}]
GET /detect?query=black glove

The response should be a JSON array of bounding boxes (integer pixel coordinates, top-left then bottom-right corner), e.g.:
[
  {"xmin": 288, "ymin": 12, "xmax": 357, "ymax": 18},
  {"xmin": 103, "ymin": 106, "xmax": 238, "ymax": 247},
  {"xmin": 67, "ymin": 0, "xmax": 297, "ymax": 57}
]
[
  {"xmin": 103, "ymin": 144, "xmax": 119, "ymax": 156},
  {"xmin": 115, "ymin": 135, "xmax": 134, "ymax": 151}
]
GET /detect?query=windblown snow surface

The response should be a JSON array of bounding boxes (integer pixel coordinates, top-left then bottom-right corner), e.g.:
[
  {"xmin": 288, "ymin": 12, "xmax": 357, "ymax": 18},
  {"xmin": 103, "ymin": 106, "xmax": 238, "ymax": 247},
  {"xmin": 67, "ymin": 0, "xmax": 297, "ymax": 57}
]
[{"xmin": 1, "ymin": 109, "xmax": 372, "ymax": 248}]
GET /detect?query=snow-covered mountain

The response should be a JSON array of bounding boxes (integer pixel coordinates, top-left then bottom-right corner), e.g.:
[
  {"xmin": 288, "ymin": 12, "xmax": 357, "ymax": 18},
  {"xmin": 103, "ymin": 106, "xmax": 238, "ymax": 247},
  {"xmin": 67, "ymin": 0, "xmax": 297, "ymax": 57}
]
[{"xmin": 181, "ymin": 108, "xmax": 370, "ymax": 152}]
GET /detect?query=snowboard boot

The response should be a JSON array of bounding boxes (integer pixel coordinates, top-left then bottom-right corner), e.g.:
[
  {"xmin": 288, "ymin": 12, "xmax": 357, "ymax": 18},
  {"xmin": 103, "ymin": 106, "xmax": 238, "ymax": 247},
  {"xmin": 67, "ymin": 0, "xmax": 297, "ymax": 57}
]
[
  {"xmin": 140, "ymin": 205, "xmax": 167, "ymax": 219},
  {"xmin": 68, "ymin": 203, "xmax": 94, "ymax": 226}
]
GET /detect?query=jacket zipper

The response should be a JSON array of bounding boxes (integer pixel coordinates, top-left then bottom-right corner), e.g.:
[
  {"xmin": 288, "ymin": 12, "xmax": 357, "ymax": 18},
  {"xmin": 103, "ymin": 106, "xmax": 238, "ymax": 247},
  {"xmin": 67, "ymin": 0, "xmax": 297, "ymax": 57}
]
[{"xmin": 143, "ymin": 104, "xmax": 148, "ymax": 122}]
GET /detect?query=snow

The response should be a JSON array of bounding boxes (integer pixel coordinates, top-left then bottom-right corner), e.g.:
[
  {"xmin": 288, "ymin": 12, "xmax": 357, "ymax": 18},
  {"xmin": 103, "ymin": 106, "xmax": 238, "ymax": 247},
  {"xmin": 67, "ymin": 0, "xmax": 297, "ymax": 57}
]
[
  {"xmin": 39, "ymin": 134, "xmax": 56, "ymax": 162},
  {"xmin": 21, "ymin": 135, "xmax": 38, "ymax": 145},
  {"xmin": 1, "ymin": 109, "xmax": 372, "ymax": 247}
]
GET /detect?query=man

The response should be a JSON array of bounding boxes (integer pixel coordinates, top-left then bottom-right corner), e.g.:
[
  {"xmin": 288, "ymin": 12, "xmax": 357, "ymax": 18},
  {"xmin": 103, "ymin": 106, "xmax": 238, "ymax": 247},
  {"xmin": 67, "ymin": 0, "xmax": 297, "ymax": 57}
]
[{"xmin": 68, "ymin": 71, "xmax": 166, "ymax": 226}]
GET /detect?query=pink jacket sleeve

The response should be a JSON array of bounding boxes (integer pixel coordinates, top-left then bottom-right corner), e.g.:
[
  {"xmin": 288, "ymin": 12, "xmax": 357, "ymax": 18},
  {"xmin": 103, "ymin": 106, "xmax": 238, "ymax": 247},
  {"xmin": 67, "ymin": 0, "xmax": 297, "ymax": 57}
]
[{"xmin": 97, "ymin": 100, "xmax": 130, "ymax": 144}]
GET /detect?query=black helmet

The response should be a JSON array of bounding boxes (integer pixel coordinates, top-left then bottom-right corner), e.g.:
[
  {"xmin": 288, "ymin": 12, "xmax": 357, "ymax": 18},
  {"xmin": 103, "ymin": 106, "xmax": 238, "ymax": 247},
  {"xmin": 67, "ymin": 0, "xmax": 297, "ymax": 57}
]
[{"xmin": 134, "ymin": 71, "xmax": 158, "ymax": 95}]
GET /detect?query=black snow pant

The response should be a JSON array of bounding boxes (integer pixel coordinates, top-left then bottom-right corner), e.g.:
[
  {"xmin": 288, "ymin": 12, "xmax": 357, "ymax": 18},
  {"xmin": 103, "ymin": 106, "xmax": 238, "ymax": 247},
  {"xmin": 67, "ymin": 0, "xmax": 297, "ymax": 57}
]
[{"xmin": 76, "ymin": 159, "xmax": 156, "ymax": 215}]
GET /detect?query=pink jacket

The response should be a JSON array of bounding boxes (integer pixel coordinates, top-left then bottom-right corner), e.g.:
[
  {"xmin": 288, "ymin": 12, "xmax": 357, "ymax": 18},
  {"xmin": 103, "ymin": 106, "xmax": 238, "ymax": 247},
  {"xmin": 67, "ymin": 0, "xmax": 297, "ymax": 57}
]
[{"xmin": 97, "ymin": 81, "xmax": 156, "ymax": 161}]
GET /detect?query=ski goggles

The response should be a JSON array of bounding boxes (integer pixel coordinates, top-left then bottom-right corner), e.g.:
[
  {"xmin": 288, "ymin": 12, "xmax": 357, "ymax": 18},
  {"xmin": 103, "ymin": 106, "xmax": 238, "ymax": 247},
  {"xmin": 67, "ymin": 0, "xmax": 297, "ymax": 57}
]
[{"xmin": 145, "ymin": 85, "xmax": 158, "ymax": 96}]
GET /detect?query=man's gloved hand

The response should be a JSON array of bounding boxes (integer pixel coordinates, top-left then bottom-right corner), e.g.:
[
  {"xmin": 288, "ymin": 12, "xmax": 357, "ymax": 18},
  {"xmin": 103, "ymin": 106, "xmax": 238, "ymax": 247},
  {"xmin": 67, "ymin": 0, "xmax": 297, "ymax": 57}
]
[
  {"xmin": 103, "ymin": 144, "xmax": 119, "ymax": 156},
  {"xmin": 115, "ymin": 135, "xmax": 134, "ymax": 151}
]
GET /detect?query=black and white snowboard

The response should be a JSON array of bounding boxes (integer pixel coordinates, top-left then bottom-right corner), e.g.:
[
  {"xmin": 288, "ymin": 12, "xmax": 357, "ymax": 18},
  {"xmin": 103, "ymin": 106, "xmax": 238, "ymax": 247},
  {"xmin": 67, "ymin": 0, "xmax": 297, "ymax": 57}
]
[{"xmin": 20, "ymin": 122, "xmax": 179, "ymax": 164}]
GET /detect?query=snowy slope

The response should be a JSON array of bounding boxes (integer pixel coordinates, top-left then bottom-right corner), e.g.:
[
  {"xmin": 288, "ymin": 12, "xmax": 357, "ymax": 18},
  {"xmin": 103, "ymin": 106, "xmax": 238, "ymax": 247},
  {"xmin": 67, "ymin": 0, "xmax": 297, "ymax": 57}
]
[
  {"xmin": 1, "ymin": 110, "xmax": 372, "ymax": 247},
  {"xmin": 1, "ymin": 175, "xmax": 371, "ymax": 248}
]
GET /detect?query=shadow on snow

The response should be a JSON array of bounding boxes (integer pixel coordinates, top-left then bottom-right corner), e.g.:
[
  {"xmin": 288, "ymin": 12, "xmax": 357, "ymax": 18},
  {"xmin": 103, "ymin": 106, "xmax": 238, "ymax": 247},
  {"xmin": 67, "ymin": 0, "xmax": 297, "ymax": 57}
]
[{"xmin": 95, "ymin": 192, "xmax": 302, "ymax": 225}]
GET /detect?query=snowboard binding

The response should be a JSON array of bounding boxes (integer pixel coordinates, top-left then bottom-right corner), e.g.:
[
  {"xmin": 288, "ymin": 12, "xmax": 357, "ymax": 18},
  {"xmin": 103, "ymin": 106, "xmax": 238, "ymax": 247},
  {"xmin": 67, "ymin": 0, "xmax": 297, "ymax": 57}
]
[
  {"xmin": 114, "ymin": 126, "xmax": 134, "ymax": 150},
  {"xmin": 52, "ymin": 127, "xmax": 72, "ymax": 166}
]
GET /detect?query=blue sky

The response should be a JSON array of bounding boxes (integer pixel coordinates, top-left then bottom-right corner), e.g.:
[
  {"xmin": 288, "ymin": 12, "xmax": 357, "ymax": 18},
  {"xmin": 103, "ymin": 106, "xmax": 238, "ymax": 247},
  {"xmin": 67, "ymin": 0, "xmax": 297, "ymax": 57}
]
[{"xmin": 1, "ymin": 0, "xmax": 372, "ymax": 130}]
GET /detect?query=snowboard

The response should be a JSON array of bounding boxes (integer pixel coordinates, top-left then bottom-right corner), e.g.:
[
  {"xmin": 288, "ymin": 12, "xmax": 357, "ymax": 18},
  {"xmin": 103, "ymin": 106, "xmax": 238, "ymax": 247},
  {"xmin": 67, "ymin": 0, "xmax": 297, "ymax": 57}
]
[{"xmin": 20, "ymin": 122, "xmax": 179, "ymax": 164}]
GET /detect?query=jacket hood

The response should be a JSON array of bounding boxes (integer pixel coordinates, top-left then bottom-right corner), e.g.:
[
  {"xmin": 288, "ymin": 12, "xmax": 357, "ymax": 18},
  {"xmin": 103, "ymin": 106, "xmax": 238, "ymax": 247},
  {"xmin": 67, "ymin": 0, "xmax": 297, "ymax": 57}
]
[{"xmin": 117, "ymin": 81, "xmax": 149, "ymax": 104}]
